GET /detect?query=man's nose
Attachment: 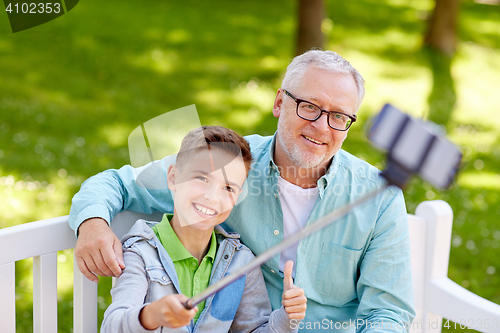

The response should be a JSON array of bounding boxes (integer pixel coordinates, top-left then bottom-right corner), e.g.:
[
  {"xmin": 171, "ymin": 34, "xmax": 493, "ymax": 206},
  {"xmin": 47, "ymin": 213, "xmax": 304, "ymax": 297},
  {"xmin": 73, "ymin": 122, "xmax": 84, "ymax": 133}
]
[{"xmin": 312, "ymin": 112, "xmax": 330, "ymax": 132}]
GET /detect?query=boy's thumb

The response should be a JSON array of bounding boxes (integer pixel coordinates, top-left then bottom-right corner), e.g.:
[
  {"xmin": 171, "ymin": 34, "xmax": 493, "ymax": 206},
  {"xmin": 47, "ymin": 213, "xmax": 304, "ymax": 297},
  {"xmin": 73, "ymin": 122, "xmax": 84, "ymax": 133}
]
[{"xmin": 283, "ymin": 260, "xmax": 294, "ymax": 291}]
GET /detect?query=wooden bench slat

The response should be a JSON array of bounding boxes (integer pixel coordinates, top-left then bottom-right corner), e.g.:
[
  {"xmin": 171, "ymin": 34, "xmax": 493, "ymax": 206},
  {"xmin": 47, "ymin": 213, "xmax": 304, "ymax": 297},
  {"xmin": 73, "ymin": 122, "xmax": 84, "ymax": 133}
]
[
  {"xmin": 73, "ymin": 254, "xmax": 98, "ymax": 333},
  {"xmin": 0, "ymin": 216, "xmax": 75, "ymax": 265},
  {"xmin": 0, "ymin": 262, "xmax": 16, "ymax": 333},
  {"xmin": 33, "ymin": 253, "xmax": 58, "ymax": 333}
]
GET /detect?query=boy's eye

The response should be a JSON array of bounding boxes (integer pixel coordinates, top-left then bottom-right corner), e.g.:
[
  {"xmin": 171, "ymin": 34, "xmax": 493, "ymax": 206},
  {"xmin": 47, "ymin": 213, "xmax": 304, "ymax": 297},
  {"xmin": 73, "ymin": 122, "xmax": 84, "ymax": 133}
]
[
  {"xmin": 225, "ymin": 185, "xmax": 235, "ymax": 193},
  {"xmin": 196, "ymin": 176, "xmax": 208, "ymax": 182}
]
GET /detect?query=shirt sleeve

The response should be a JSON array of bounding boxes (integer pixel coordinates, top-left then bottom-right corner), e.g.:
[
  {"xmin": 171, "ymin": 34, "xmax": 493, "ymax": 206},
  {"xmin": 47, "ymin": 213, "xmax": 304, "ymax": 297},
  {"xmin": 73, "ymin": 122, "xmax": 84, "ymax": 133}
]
[
  {"xmin": 355, "ymin": 188, "xmax": 416, "ymax": 333},
  {"xmin": 68, "ymin": 158, "xmax": 175, "ymax": 236},
  {"xmin": 101, "ymin": 246, "xmax": 157, "ymax": 333},
  {"xmin": 229, "ymin": 266, "xmax": 300, "ymax": 333}
]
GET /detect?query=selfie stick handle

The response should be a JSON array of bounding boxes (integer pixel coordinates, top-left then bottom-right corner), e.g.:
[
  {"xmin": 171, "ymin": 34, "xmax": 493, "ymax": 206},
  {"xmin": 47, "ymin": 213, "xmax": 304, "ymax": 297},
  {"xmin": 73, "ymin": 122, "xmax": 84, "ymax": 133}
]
[{"xmin": 183, "ymin": 184, "xmax": 388, "ymax": 309}]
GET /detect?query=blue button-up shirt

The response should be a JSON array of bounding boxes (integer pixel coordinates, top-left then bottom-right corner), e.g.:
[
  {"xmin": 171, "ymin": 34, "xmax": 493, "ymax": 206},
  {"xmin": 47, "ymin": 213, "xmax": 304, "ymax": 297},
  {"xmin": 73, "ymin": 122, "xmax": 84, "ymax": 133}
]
[{"xmin": 70, "ymin": 134, "xmax": 415, "ymax": 332}]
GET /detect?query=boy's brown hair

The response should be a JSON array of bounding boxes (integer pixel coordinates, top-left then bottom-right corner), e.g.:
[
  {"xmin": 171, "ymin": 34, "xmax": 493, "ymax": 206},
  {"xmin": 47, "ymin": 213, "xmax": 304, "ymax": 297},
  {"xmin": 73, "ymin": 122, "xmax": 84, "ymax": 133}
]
[{"xmin": 176, "ymin": 126, "xmax": 253, "ymax": 175}]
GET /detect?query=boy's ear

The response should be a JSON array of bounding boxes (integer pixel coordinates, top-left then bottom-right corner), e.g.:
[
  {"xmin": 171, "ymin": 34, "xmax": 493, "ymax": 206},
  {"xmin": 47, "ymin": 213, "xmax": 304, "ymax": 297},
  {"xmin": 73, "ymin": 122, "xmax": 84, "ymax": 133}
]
[{"xmin": 166, "ymin": 164, "xmax": 177, "ymax": 191}]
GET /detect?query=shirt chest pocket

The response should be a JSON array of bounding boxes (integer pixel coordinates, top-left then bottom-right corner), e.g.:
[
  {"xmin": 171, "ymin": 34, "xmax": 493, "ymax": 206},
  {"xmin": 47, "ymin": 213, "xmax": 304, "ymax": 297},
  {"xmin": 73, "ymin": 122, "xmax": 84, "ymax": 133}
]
[
  {"xmin": 313, "ymin": 243, "xmax": 363, "ymax": 306},
  {"xmin": 146, "ymin": 267, "xmax": 176, "ymax": 302}
]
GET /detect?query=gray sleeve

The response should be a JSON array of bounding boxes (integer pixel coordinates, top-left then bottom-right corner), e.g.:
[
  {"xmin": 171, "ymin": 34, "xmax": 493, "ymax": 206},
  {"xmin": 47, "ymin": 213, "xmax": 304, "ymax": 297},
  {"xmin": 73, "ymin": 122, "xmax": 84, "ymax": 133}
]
[
  {"xmin": 229, "ymin": 267, "xmax": 300, "ymax": 333},
  {"xmin": 101, "ymin": 246, "xmax": 157, "ymax": 333}
]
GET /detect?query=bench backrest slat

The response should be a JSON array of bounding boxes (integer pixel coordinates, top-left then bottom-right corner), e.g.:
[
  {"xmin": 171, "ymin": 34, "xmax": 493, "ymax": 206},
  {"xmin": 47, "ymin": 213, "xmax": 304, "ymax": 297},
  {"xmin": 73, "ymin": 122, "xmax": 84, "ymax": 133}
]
[
  {"xmin": 0, "ymin": 216, "xmax": 75, "ymax": 265},
  {"xmin": 33, "ymin": 253, "xmax": 58, "ymax": 333},
  {"xmin": 73, "ymin": 261, "xmax": 98, "ymax": 333},
  {"xmin": 0, "ymin": 262, "xmax": 16, "ymax": 333}
]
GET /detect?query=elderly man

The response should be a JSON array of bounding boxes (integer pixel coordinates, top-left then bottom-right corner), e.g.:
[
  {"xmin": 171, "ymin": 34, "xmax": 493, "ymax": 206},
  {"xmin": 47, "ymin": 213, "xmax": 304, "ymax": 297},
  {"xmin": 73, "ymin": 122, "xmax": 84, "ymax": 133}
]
[{"xmin": 70, "ymin": 50, "xmax": 415, "ymax": 332}]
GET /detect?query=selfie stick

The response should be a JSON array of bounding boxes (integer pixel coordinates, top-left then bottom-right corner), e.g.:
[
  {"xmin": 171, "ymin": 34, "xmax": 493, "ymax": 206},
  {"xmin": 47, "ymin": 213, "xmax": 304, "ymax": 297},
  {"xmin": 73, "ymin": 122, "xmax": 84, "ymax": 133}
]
[
  {"xmin": 184, "ymin": 104, "xmax": 462, "ymax": 310},
  {"xmin": 184, "ymin": 184, "xmax": 387, "ymax": 309}
]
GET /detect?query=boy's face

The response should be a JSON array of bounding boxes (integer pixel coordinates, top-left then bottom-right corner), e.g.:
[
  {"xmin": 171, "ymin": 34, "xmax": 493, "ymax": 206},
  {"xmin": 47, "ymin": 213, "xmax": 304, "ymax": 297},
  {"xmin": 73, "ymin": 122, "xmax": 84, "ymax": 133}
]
[{"xmin": 167, "ymin": 148, "xmax": 247, "ymax": 231}]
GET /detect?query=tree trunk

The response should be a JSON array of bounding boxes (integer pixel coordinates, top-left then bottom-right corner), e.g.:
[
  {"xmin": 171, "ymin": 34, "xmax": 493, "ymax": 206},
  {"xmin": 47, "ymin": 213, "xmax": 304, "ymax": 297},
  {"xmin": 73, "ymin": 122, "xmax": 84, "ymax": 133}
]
[
  {"xmin": 295, "ymin": 0, "xmax": 325, "ymax": 56},
  {"xmin": 426, "ymin": 49, "xmax": 457, "ymax": 127},
  {"xmin": 423, "ymin": 0, "xmax": 459, "ymax": 57}
]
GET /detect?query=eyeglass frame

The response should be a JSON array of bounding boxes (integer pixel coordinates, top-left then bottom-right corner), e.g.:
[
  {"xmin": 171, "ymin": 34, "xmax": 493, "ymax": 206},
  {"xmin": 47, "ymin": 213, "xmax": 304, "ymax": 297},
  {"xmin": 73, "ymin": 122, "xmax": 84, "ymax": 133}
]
[{"xmin": 282, "ymin": 89, "xmax": 357, "ymax": 131}]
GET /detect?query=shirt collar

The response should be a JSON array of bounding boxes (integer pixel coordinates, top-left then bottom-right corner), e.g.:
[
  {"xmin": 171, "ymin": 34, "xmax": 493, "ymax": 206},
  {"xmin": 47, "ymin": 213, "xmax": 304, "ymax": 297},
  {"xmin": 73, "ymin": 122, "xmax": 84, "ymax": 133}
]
[
  {"xmin": 267, "ymin": 134, "xmax": 279, "ymax": 174},
  {"xmin": 153, "ymin": 214, "xmax": 217, "ymax": 263}
]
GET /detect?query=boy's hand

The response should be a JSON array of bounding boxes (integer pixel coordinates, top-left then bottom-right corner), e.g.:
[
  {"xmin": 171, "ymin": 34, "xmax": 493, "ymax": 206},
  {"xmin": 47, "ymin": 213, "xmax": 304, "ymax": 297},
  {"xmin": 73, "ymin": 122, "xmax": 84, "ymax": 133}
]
[
  {"xmin": 139, "ymin": 294, "xmax": 198, "ymax": 330},
  {"xmin": 282, "ymin": 260, "xmax": 307, "ymax": 320}
]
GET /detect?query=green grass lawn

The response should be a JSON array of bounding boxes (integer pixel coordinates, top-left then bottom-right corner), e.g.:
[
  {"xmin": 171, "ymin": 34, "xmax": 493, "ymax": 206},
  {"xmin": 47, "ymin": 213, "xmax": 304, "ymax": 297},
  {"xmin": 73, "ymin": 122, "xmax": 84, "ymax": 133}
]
[{"xmin": 1, "ymin": 0, "xmax": 499, "ymax": 332}]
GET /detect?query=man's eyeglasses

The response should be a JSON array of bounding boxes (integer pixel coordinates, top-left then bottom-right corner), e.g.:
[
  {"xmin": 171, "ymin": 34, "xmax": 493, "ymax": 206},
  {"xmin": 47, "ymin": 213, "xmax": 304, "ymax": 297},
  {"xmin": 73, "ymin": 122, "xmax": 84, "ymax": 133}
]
[{"xmin": 283, "ymin": 89, "xmax": 357, "ymax": 131}]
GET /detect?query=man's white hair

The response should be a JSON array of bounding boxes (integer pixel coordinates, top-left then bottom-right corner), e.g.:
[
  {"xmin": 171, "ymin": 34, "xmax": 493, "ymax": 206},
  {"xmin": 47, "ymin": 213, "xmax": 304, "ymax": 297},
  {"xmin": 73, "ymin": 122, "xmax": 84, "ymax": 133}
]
[{"xmin": 281, "ymin": 50, "xmax": 365, "ymax": 111}]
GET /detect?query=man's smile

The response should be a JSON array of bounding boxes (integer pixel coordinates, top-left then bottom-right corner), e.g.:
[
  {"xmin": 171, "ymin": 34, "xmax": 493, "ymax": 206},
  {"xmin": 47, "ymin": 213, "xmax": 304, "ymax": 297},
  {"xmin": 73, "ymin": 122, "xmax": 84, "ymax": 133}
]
[{"xmin": 302, "ymin": 135, "xmax": 326, "ymax": 145}]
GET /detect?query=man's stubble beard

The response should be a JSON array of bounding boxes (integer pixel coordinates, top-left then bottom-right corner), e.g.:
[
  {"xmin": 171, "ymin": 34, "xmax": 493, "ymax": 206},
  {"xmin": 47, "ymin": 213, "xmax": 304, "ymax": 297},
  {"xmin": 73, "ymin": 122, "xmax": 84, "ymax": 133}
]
[{"xmin": 276, "ymin": 121, "xmax": 333, "ymax": 171}]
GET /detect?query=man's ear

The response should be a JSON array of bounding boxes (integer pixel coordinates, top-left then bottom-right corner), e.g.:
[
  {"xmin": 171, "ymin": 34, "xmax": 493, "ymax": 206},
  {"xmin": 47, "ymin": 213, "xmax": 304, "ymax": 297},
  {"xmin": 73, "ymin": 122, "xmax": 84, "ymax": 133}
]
[
  {"xmin": 272, "ymin": 89, "xmax": 284, "ymax": 119},
  {"xmin": 166, "ymin": 164, "xmax": 177, "ymax": 191}
]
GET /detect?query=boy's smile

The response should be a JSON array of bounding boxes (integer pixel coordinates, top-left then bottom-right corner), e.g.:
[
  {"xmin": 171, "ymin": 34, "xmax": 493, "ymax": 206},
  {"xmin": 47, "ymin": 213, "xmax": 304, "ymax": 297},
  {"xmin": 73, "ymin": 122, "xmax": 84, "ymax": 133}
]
[{"xmin": 193, "ymin": 202, "xmax": 217, "ymax": 217}]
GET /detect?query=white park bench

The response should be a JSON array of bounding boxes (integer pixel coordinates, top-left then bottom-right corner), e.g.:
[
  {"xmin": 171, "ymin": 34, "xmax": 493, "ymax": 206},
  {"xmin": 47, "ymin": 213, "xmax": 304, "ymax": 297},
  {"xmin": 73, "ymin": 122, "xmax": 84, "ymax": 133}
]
[{"xmin": 1, "ymin": 200, "xmax": 499, "ymax": 333}]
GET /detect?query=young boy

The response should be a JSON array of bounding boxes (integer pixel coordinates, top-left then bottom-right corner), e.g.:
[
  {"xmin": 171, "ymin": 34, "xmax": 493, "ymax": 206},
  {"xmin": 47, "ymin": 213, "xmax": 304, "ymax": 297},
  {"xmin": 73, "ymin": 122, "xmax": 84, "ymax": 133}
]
[{"xmin": 101, "ymin": 126, "xmax": 307, "ymax": 332}]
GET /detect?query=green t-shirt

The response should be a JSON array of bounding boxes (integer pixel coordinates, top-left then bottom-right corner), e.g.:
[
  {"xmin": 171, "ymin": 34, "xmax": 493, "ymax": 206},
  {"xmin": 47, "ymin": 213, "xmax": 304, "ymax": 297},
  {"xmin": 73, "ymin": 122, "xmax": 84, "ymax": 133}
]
[{"xmin": 151, "ymin": 214, "xmax": 217, "ymax": 323}]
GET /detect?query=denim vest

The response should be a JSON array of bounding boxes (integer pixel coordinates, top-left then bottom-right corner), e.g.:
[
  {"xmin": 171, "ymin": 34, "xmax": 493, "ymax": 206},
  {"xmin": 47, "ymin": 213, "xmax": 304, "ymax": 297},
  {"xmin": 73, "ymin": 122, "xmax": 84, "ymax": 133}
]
[{"xmin": 101, "ymin": 220, "xmax": 295, "ymax": 333}]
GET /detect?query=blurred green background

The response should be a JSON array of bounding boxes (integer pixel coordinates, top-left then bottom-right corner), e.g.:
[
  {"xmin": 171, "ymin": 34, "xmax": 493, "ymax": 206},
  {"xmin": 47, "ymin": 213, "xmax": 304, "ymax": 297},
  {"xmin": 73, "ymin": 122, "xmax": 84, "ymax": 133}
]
[{"xmin": 0, "ymin": 0, "xmax": 499, "ymax": 332}]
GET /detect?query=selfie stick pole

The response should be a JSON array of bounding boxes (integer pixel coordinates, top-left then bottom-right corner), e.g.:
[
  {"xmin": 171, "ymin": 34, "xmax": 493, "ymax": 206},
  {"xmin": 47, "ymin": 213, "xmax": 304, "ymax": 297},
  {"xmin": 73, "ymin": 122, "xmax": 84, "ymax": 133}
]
[{"xmin": 184, "ymin": 184, "xmax": 388, "ymax": 309}]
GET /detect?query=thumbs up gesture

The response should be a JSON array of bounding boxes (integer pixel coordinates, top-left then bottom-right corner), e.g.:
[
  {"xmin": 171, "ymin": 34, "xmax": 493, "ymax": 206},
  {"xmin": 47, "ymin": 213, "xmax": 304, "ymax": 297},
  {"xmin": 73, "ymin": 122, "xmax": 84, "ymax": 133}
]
[{"xmin": 282, "ymin": 260, "xmax": 307, "ymax": 320}]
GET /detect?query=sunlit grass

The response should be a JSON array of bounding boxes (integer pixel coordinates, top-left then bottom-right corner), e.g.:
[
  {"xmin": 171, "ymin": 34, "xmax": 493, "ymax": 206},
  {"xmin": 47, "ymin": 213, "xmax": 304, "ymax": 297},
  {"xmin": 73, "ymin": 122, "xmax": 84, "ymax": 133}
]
[
  {"xmin": 0, "ymin": 173, "xmax": 74, "ymax": 226},
  {"xmin": 453, "ymin": 43, "xmax": 500, "ymax": 128},
  {"xmin": 459, "ymin": 172, "xmax": 500, "ymax": 190},
  {"xmin": 344, "ymin": 50, "xmax": 431, "ymax": 118}
]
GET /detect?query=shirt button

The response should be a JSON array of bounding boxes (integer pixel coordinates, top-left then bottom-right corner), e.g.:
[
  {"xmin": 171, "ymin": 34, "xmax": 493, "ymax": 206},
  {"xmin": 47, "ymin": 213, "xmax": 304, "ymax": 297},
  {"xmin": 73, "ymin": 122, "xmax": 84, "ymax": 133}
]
[
  {"xmin": 162, "ymin": 276, "xmax": 166, "ymax": 281},
  {"xmin": 191, "ymin": 262, "xmax": 196, "ymax": 267},
  {"xmin": 224, "ymin": 254, "xmax": 229, "ymax": 259},
  {"xmin": 271, "ymin": 270, "xmax": 275, "ymax": 274},
  {"xmin": 273, "ymin": 230, "xmax": 279, "ymax": 236},
  {"xmin": 274, "ymin": 193, "xmax": 277, "ymax": 198}
]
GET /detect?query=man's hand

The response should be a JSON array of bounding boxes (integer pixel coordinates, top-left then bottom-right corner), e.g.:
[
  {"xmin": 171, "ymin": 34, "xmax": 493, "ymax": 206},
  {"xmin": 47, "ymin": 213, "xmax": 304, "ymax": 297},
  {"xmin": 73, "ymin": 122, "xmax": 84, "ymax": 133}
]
[
  {"xmin": 75, "ymin": 218, "xmax": 125, "ymax": 282},
  {"xmin": 282, "ymin": 260, "xmax": 307, "ymax": 320},
  {"xmin": 139, "ymin": 294, "xmax": 197, "ymax": 330}
]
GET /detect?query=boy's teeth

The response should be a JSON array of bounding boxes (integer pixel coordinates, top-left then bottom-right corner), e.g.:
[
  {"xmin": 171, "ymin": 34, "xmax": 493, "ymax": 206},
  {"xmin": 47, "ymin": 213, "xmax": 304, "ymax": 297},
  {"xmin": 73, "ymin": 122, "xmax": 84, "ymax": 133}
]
[{"xmin": 195, "ymin": 203, "xmax": 216, "ymax": 216}]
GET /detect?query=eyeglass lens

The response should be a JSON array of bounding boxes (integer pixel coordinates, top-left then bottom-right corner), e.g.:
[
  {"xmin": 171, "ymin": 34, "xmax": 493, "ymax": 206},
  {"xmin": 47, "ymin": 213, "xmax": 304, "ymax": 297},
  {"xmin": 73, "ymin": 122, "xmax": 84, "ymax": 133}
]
[{"xmin": 297, "ymin": 101, "xmax": 352, "ymax": 130}]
